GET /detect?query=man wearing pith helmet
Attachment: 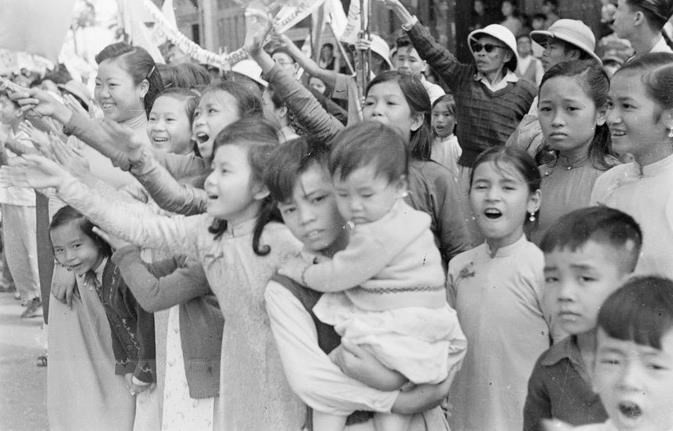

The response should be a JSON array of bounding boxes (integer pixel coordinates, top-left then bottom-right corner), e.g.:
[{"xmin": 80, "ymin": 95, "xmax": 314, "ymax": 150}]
[
  {"xmin": 382, "ymin": 0, "xmax": 537, "ymax": 241},
  {"xmin": 532, "ymin": 19, "xmax": 602, "ymax": 72}
]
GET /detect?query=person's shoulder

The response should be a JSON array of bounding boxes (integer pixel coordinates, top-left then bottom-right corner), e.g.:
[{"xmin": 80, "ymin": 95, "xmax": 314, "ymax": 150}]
[{"xmin": 448, "ymin": 244, "xmax": 483, "ymax": 272}]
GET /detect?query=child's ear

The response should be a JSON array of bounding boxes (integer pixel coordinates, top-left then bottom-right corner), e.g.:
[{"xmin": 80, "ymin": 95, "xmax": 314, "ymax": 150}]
[
  {"xmin": 410, "ymin": 112, "xmax": 424, "ymax": 132},
  {"xmin": 395, "ymin": 174, "xmax": 409, "ymax": 197},
  {"xmin": 661, "ymin": 108, "xmax": 673, "ymax": 135},
  {"xmin": 138, "ymin": 79, "xmax": 150, "ymax": 100},
  {"xmin": 596, "ymin": 105, "xmax": 608, "ymax": 126},
  {"xmin": 252, "ymin": 183, "xmax": 270, "ymax": 201},
  {"xmin": 527, "ymin": 189, "xmax": 542, "ymax": 214}
]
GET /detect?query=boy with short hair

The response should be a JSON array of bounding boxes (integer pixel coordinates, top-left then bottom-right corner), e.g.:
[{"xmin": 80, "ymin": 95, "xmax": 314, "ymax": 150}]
[{"xmin": 523, "ymin": 206, "xmax": 643, "ymax": 430}]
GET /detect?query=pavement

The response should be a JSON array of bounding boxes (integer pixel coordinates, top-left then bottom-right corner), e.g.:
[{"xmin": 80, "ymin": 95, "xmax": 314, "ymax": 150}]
[{"xmin": 0, "ymin": 292, "xmax": 48, "ymax": 431}]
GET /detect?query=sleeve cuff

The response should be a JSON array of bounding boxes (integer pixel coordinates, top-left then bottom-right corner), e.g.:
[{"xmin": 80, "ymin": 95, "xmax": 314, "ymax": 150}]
[{"xmin": 401, "ymin": 15, "xmax": 419, "ymax": 32}]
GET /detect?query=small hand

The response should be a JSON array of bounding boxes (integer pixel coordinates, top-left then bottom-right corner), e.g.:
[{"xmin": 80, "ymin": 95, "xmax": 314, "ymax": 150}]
[
  {"xmin": 277, "ymin": 254, "xmax": 308, "ymax": 283},
  {"xmin": 18, "ymin": 120, "xmax": 50, "ymax": 150},
  {"xmin": 124, "ymin": 373, "xmax": 154, "ymax": 396},
  {"xmin": 62, "ymin": 93, "xmax": 91, "ymax": 119},
  {"xmin": 92, "ymin": 226, "xmax": 131, "ymax": 251},
  {"xmin": 50, "ymin": 136, "xmax": 90, "ymax": 174},
  {"xmin": 51, "ymin": 264, "xmax": 76, "ymax": 307},
  {"xmin": 10, "ymin": 87, "xmax": 71, "ymax": 123},
  {"xmin": 0, "ymin": 153, "xmax": 72, "ymax": 190},
  {"xmin": 333, "ymin": 340, "xmax": 407, "ymax": 391},
  {"xmin": 355, "ymin": 35, "xmax": 372, "ymax": 52},
  {"xmin": 243, "ymin": 7, "xmax": 272, "ymax": 56},
  {"xmin": 98, "ymin": 118, "xmax": 145, "ymax": 157}
]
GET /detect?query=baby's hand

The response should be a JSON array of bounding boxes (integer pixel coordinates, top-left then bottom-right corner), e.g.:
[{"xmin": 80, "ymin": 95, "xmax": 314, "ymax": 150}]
[
  {"xmin": 124, "ymin": 373, "xmax": 154, "ymax": 396},
  {"xmin": 278, "ymin": 254, "xmax": 309, "ymax": 283}
]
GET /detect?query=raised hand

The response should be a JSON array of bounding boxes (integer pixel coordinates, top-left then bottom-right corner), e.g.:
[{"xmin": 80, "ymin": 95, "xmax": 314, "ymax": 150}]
[
  {"xmin": 243, "ymin": 6, "xmax": 273, "ymax": 57},
  {"xmin": 51, "ymin": 264, "xmax": 77, "ymax": 307},
  {"xmin": 92, "ymin": 226, "xmax": 131, "ymax": 251},
  {"xmin": 0, "ymin": 153, "xmax": 72, "ymax": 190},
  {"xmin": 50, "ymin": 137, "xmax": 90, "ymax": 175},
  {"xmin": 62, "ymin": 93, "xmax": 91, "ymax": 119},
  {"xmin": 18, "ymin": 120, "xmax": 50, "ymax": 151},
  {"xmin": 98, "ymin": 118, "xmax": 145, "ymax": 157},
  {"xmin": 10, "ymin": 87, "xmax": 73, "ymax": 124}
]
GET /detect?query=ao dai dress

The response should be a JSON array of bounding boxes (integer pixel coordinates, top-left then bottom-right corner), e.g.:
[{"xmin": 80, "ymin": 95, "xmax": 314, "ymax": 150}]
[
  {"xmin": 591, "ymin": 153, "xmax": 673, "ymax": 279},
  {"xmin": 57, "ymin": 178, "xmax": 305, "ymax": 431},
  {"xmin": 447, "ymin": 235, "xmax": 551, "ymax": 431},
  {"xmin": 532, "ymin": 160, "xmax": 607, "ymax": 244}
]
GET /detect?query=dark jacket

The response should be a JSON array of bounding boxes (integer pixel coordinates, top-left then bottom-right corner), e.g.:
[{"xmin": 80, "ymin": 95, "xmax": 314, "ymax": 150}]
[{"xmin": 112, "ymin": 246, "xmax": 224, "ymax": 398}]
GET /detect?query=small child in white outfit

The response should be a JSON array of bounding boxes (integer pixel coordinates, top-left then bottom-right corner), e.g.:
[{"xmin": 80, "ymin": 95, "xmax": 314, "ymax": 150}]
[{"xmin": 281, "ymin": 122, "xmax": 466, "ymax": 431}]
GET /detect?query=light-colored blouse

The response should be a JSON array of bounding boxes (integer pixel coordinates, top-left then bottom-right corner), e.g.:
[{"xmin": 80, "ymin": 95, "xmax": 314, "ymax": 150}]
[
  {"xmin": 591, "ymin": 153, "xmax": 673, "ymax": 279},
  {"xmin": 56, "ymin": 177, "xmax": 306, "ymax": 431}
]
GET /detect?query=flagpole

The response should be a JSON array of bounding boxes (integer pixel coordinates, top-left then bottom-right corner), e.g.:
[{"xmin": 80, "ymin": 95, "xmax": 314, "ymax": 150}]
[
  {"xmin": 355, "ymin": 0, "xmax": 370, "ymax": 106},
  {"xmin": 326, "ymin": 21, "xmax": 354, "ymax": 75}
]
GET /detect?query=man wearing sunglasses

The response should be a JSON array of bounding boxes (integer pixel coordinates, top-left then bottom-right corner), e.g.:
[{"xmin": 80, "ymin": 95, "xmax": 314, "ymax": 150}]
[{"xmin": 382, "ymin": 0, "xmax": 535, "ymax": 242}]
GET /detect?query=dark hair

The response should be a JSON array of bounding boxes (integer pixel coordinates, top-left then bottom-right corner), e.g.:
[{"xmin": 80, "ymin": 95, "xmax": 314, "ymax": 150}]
[
  {"xmin": 201, "ymin": 80, "xmax": 263, "ymax": 120},
  {"xmin": 395, "ymin": 34, "xmax": 414, "ymax": 50},
  {"xmin": 365, "ymin": 71, "xmax": 432, "ymax": 161},
  {"xmin": 432, "ymin": 94, "xmax": 456, "ymax": 116},
  {"xmin": 95, "ymin": 42, "xmax": 164, "ymax": 117},
  {"xmin": 207, "ymin": 117, "xmax": 281, "ymax": 256},
  {"xmin": 328, "ymin": 122, "xmax": 409, "ymax": 184},
  {"xmin": 470, "ymin": 146, "xmax": 541, "ymax": 224},
  {"xmin": 321, "ymin": 43, "xmax": 334, "ymax": 51},
  {"xmin": 264, "ymin": 136, "xmax": 330, "ymax": 203},
  {"xmin": 625, "ymin": 0, "xmax": 673, "ymax": 31},
  {"xmin": 431, "ymin": 94, "xmax": 457, "ymax": 135},
  {"xmin": 540, "ymin": 206, "xmax": 643, "ymax": 273},
  {"xmin": 543, "ymin": 0, "xmax": 559, "ymax": 10},
  {"xmin": 157, "ymin": 62, "xmax": 211, "ymax": 90},
  {"xmin": 538, "ymin": 60, "xmax": 617, "ymax": 170},
  {"xmin": 49, "ymin": 206, "xmax": 112, "ymax": 259},
  {"xmin": 153, "ymin": 87, "xmax": 200, "ymax": 127},
  {"xmin": 597, "ymin": 276, "xmax": 673, "ymax": 349},
  {"xmin": 616, "ymin": 52, "xmax": 673, "ymax": 115},
  {"xmin": 270, "ymin": 48, "xmax": 295, "ymax": 64},
  {"xmin": 532, "ymin": 13, "xmax": 547, "ymax": 21}
]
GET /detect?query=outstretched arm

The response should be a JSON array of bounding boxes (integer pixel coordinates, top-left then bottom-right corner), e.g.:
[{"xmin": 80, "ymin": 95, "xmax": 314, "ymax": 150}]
[
  {"xmin": 0, "ymin": 154, "xmax": 203, "ymax": 257},
  {"xmin": 380, "ymin": 0, "xmax": 472, "ymax": 92},
  {"xmin": 244, "ymin": 13, "xmax": 344, "ymax": 143},
  {"xmin": 273, "ymin": 32, "xmax": 339, "ymax": 88}
]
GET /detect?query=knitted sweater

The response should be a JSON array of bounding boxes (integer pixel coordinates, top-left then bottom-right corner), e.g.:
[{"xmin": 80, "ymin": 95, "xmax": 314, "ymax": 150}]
[
  {"xmin": 298, "ymin": 200, "xmax": 446, "ymax": 311},
  {"xmin": 407, "ymin": 23, "xmax": 536, "ymax": 167}
]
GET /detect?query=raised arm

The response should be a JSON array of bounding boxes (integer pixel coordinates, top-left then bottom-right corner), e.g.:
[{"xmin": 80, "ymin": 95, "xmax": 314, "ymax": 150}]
[
  {"xmin": 274, "ymin": 33, "xmax": 339, "ymax": 88},
  {"xmin": 244, "ymin": 16, "xmax": 344, "ymax": 143},
  {"xmin": 0, "ymin": 154, "xmax": 203, "ymax": 257},
  {"xmin": 128, "ymin": 148, "xmax": 208, "ymax": 215},
  {"xmin": 381, "ymin": 0, "xmax": 472, "ymax": 92}
]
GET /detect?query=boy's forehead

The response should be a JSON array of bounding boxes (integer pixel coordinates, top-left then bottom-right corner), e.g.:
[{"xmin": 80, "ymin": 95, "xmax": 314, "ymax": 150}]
[
  {"xmin": 398, "ymin": 45, "xmax": 421, "ymax": 59},
  {"xmin": 544, "ymin": 239, "xmax": 632, "ymax": 269}
]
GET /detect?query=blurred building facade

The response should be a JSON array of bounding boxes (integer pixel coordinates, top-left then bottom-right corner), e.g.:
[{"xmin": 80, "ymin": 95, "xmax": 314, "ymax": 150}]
[{"xmin": 172, "ymin": 0, "xmax": 601, "ymax": 62}]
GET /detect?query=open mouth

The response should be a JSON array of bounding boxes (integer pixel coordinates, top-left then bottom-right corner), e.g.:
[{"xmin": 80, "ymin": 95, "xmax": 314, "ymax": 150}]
[
  {"xmin": 195, "ymin": 132, "xmax": 210, "ymax": 144},
  {"xmin": 618, "ymin": 401, "xmax": 642, "ymax": 419},
  {"xmin": 611, "ymin": 130, "xmax": 626, "ymax": 137},
  {"xmin": 484, "ymin": 208, "xmax": 502, "ymax": 219}
]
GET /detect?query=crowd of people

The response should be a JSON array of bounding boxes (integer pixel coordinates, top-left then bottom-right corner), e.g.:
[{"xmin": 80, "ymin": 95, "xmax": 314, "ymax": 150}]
[{"xmin": 2, "ymin": 0, "xmax": 673, "ymax": 430}]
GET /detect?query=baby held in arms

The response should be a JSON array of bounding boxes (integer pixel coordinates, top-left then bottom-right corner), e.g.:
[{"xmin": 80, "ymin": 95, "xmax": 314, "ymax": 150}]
[{"xmin": 281, "ymin": 122, "xmax": 466, "ymax": 431}]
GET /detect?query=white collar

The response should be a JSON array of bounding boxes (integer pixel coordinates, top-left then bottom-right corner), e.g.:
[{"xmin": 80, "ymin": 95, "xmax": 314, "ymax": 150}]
[{"xmin": 474, "ymin": 69, "xmax": 519, "ymax": 92}]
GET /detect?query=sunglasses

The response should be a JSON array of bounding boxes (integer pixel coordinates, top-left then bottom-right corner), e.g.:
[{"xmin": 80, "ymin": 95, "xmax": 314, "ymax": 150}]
[{"xmin": 470, "ymin": 42, "xmax": 506, "ymax": 53}]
